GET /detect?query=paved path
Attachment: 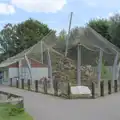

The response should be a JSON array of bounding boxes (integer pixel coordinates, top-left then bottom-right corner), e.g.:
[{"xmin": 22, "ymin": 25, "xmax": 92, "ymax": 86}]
[{"xmin": 0, "ymin": 86, "xmax": 120, "ymax": 120}]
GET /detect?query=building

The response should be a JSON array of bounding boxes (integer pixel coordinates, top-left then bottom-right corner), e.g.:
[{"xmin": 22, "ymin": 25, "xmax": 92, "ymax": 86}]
[{"xmin": 0, "ymin": 58, "xmax": 48, "ymax": 86}]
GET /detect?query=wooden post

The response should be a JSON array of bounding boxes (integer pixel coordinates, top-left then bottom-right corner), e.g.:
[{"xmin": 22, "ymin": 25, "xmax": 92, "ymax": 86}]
[
  {"xmin": 16, "ymin": 79, "xmax": 19, "ymax": 88},
  {"xmin": 68, "ymin": 82, "xmax": 71, "ymax": 99},
  {"xmin": 10, "ymin": 78, "xmax": 12, "ymax": 87},
  {"xmin": 54, "ymin": 80, "xmax": 58, "ymax": 96},
  {"xmin": 21, "ymin": 79, "xmax": 24, "ymax": 89},
  {"xmin": 92, "ymin": 82, "xmax": 95, "ymax": 98},
  {"xmin": 35, "ymin": 80, "xmax": 38, "ymax": 92},
  {"xmin": 28, "ymin": 79, "xmax": 31, "ymax": 91},
  {"xmin": 108, "ymin": 80, "xmax": 111, "ymax": 94},
  {"xmin": 100, "ymin": 81, "xmax": 104, "ymax": 97},
  {"xmin": 43, "ymin": 78, "xmax": 47, "ymax": 94},
  {"xmin": 114, "ymin": 80, "xmax": 118, "ymax": 92}
]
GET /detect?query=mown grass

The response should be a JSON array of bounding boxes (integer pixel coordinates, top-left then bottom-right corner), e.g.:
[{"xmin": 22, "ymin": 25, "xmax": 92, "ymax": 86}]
[{"xmin": 0, "ymin": 103, "xmax": 33, "ymax": 120}]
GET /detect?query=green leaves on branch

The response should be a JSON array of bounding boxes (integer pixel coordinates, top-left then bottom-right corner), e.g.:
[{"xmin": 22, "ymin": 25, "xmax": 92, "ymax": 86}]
[
  {"xmin": 0, "ymin": 18, "xmax": 52, "ymax": 62},
  {"xmin": 87, "ymin": 13, "xmax": 120, "ymax": 48}
]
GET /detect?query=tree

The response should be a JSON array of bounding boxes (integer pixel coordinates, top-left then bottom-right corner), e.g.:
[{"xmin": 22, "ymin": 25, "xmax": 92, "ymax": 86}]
[
  {"xmin": 58, "ymin": 29, "xmax": 67, "ymax": 41},
  {"xmin": 87, "ymin": 18, "xmax": 111, "ymax": 42},
  {"xmin": 0, "ymin": 23, "xmax": 17, "ymax": 59},
  {"xmin": 15, "ymin": 18, "xmax": 51, "ymax": 51},
  {"xmin": 108, "ymin": 13, "xmax": 120, "ymax": 48},
  {"xmin": 0, "ymin": 18, "xmax": 52, "ymax": 61}
]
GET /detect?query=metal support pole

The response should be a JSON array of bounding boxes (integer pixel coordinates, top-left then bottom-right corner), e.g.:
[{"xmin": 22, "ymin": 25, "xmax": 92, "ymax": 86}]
[
  {"xmin": 17, "ymin": 61, "xmax": 19, "ymax": 80},
  {"xmin": 116, "ymin": 61, "xmax": 120, "ymax": 81},
  {"xmin": 97, "ymin": 49, "xmax": 103, "ymax": 88},
  {"xmin": 112, "ymin": 52, "xmax": 118, "ymax": 86},
  {"xmin": 65, "ymin": 12, "xmax": 73, "ymax": 57},
  {"xmin": 47, "ymin": 48, "xmax": 53, "ymax": 88},
  {"xmin": 19, "ymin": 60, "xmax": 22, "ymax": 81},
  {"xmin": 77, "ymin": 44, "xmax": 81, "ymax": 85},
  {"xmin": 40, "ymin": 40, "xmax": 43, "ymax": 64},
  {"xmin": 24, "ymin": 55, "xmax": 32, "ymax": 83}
]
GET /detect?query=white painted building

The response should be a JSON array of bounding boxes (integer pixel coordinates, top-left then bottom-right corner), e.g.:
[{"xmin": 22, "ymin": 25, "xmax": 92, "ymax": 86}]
[{"xmin": 0, "ymin": 58, "xmax": 48, "ymax": 85}]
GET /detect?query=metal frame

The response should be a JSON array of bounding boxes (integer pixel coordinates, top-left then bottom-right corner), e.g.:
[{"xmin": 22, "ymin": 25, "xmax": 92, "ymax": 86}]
[
  {"xmin": 65, "ymin": 12, "xmax": 73, "ymax": 57},
  {"xmin": 112, "ymin": 52, "xmax": 119, "ymax": 85},
  {"xmin": 77, "ymin": 44, "xmax": 81, "ymax": 85},
  {"xmin": 97, "ymin": 49, "xmax": 103, "ymax": 88},
  {"xmin": 24, "ymin": 54, "xmax": 32, "ymax": 82},
  {"xmin": 47, "ymin": 48, "xmax": 53, "ymax": 88},
  {"xmin": 40, "ymin": 40, "xmax": 44, "ymax": 64},
  {"xmin": 116, "ymin": 60, "xmax": 120, "ymax": 84}
]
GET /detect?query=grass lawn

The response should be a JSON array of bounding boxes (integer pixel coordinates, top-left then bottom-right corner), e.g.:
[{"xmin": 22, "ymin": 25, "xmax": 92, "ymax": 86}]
[{"xmin": 0, "ymin": 103, "xmax": 33, "ymax": 120}]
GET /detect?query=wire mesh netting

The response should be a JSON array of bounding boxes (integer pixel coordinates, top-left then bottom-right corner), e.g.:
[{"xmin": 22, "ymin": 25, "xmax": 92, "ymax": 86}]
[
  {"xmin": 0, "ymin": 26, "xmax": 120, "ymax": 97},
  {"xmin": 53, "ymin": 26, "xmax": 120, "ymax": 95}
]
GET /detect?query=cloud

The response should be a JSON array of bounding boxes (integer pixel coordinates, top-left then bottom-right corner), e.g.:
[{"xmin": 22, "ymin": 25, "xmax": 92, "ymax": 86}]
[
  {"xmin": 108, "ymin": 13, "xmax": 114, "ymax": 18},
  {"xmin": 82, "ymin": 0, "xmax": 120, "ymax": 8},
  {"xmin": 106, "ymin": 10, "xmax": 120, "ymax": 19},
  {"xmin": 11, "ymin": 0, "xmax": 66, "ymax": 13},
  {"xmin": 0, "ymin": 3, "xmax": 15, "ymax": 15}
]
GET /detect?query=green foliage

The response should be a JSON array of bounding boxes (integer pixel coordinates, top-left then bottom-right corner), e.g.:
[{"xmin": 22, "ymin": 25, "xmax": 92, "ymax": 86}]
[
  {"xmin": 0, "ymin": 18, "xmax": 52, "ymax": 62},
  {"xmin": 96, "ymin": 57, "xmax": 112, "ymax": 80},
  {"xmin": 58, "ymin": 29, "xmax": 67, "ymax": 41},
  {"xmin": 0, "ymin": 103, "xmax": 33, "ymax": 120},
  {"xmin": 87, "ymin": 14, "xmax": 120, "ymax": 49},
  {"xmin": 101, "ymin": 60, "xmax": 112, "ymax": 80},
  {"xmin": 8, "ymin": 105, "xmax": 24, "ymax": 116},
  {"xmin": 108, "ymin": 13, "xmax": 120, "ymax": 48},
  {"xmin": 15, "ymin": 18, "xmax": 51, "ymax": 50},
  {"xmin": 87, "ymin": 18, "xmax": 111, "ymax": 41}
]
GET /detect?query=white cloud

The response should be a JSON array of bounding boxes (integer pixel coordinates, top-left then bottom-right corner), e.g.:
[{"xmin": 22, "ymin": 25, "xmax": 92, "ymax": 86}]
[
  {"xmin": 0, "ymin": 3, "xmax": 15, "ymax": 15},
  {"xmin": 106, "ymin": 11, "xmax": 120, "ymax": 19},
  {"xmin": 108, "ymin": 13, "xmax": 114, "ymax": 18},
  {"xmin": 11, "ymin": 0, "xmax": 66, "ymax": 13},
  {"xmin": 82, "ymin": 0, "xmax": 120, "ymax": 8}
]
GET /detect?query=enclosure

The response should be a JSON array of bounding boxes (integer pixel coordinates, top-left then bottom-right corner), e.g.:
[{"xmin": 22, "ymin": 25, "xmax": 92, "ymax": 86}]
[{"xmin": 0, "ymin": 26, "xmax": 120, "ymax": 96}]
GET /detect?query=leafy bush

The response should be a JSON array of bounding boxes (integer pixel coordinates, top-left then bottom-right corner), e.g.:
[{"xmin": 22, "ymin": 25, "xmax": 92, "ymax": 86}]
[
  {"xmin": 0, "ymin": 103, "xmax": 33, "ymax": 120},
  {"xmin": 8, "ymin": 105, "xmax": 24, "ymax": 116},
  {"xmin": 3, "ymin": 104, "xmax": 24, "ymax": 116}
]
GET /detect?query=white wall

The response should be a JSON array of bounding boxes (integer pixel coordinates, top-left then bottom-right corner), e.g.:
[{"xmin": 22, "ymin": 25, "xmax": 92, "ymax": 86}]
[
  {"xmin": 7, "ymin": 68, "xmax": 19, "ymax": 86},
  {"xmin": 2, "ymin": 69, "xmax": 9, "ymax": 85},
  {"xmin": 31, "ymin": 68, "xmax": 48, "ymax": 80},
  {"xmin": 9, "ymin": 68, "xmax": 19, "ymax": 78},
  {"xmin": 2, "ymin": 67, "xmax": 48, "ymax": 86},
  {"xmin": 9, "ymin": 67, "xmax": 48, "ymax": 81}
]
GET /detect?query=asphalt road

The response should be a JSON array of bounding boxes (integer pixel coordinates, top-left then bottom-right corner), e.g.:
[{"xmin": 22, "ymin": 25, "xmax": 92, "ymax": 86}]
[{"xmin": 0, "ymin": 86, "xmax": 120, "ymax": 120}]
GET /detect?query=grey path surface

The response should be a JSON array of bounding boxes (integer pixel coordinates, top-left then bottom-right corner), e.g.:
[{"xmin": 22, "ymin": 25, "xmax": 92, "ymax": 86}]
[{"xmin": 0, "ymin": 85, "xmax": 120, "ymax": 120}]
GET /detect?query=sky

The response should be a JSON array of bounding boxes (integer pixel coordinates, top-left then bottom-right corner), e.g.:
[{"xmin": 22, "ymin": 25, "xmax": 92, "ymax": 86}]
[{"xmin": 0, "ymin": 0, "xmax": 120, "ymax": 32}]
